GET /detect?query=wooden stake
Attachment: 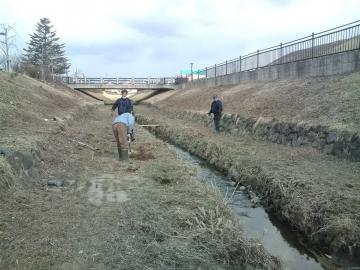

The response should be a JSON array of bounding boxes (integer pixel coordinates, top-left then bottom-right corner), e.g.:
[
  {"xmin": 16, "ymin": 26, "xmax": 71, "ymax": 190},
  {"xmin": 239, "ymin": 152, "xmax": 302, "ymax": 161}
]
[{"xmin": 70, "ymin": 139, "xmax": 98, "ymax": 151}]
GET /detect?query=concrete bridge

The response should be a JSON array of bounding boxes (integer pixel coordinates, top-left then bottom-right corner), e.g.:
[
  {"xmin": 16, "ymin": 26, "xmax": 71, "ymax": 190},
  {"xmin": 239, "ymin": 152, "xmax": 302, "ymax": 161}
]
[{"xmin": 59, "ymin": 77, "xmax": 176, "ymax": 90}]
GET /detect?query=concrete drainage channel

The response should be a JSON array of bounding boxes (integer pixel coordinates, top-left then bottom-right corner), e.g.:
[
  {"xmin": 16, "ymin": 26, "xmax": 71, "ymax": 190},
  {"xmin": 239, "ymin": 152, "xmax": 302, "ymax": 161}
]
[{"xmin": 138, "ymin": 124, "xmax": 359, "ymax": 270}]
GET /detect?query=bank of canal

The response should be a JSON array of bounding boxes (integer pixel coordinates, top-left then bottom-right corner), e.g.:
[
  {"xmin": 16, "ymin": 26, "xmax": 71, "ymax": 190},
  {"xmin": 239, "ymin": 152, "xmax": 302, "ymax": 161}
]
[{"xmin": 167, "ymin": 144, "xmax": 326, "ymax": 270}]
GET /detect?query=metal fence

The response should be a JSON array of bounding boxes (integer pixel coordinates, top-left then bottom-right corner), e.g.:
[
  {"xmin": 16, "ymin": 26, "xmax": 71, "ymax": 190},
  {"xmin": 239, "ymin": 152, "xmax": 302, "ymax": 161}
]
[{"xmin": 195, "ymin": 20, "xmax": 360, "ymax": 80}]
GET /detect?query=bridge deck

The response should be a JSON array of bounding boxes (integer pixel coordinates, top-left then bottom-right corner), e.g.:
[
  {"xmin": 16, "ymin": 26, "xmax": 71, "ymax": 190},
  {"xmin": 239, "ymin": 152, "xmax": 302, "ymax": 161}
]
[
  {"xmin": 58, "ymin": 77, "xmax": 176, "ymax": 90},
  {"xmin": 68, "ymin": 83, "xmax": 174, "ymax": 90}
]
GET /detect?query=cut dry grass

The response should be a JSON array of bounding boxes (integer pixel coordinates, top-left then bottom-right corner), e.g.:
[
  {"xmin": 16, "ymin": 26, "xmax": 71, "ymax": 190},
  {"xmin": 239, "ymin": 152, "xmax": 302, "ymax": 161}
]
[
  {"xmin": 137, "ymin": 157, "xmax": 283, "ymax": 269},
  {"xmin": 0, "ymin": 157, "xmax": 15, "ymax": 196}
]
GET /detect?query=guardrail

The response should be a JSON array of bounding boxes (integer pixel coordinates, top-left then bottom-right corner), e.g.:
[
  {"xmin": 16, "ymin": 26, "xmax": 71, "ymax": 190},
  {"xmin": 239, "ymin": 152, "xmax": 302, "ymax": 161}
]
[
  {"xmin": 57, "ymin": 77, "xmax": 175, "ymax": 85},
  {"xmin": 191, "ymin": 20, "xmax": 360, "ymax": 80}
]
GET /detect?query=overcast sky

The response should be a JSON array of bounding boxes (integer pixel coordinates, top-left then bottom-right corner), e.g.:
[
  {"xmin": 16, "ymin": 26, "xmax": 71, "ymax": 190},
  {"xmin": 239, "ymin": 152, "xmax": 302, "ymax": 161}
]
[{"xmin": 0, "ymin": 0, "xmax": 359, "ymax": 77}]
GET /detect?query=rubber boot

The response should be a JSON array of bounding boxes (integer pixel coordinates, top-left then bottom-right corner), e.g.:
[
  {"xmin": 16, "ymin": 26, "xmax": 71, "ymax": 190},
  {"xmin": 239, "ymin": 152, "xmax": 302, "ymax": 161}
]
[{"xmin": 118, "ymin": 148, "xmax": 129, "ymax": 161}]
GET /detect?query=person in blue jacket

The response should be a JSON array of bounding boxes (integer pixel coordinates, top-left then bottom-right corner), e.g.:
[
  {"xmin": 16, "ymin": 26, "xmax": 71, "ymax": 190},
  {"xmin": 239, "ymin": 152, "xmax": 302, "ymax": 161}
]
[
  {"xmin": 112, "ymin": 112, "xmax": 135, "ymax": 161},
  {"xmin": 208, "ymin": 95, "xmax": 223, "ymax": 133},
  {"xmin": 112, "ymin": 89, "xmax": 135, "ymax": 141}
]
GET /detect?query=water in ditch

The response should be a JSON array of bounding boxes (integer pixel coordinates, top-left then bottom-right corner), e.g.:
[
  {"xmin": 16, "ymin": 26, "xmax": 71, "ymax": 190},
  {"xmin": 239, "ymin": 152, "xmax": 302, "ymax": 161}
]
[{"xmin": 167, "ymin": 144, "xmax": 331, "ymax": 270}]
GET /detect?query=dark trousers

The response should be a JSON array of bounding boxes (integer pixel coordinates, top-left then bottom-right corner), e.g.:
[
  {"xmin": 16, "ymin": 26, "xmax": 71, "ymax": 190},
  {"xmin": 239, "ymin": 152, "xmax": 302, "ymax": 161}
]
[{"xmin": 213, "ymin": 113, "xmax": 221, "ymax": 132}]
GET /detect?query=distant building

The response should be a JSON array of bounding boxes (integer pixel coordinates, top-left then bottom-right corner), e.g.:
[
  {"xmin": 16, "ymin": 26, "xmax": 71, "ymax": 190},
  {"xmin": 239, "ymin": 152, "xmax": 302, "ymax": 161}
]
[{"xmin": 180, "ymin": 69, "xmax": 206, "ymax": 80}]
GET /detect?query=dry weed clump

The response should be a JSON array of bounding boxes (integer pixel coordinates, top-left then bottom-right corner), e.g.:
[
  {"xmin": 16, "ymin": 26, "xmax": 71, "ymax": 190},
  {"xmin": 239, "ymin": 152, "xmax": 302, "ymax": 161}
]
[
  {"xmin": 0, "ymin": 157, "xmax": 15, "ymax": 196},
  {"xmin": 140, "ymin": 181, "xmax": 283, "ymax": 269},
  {"xmin": 254, "ymin": 175, "xmax": 360, "ymax": 253},
  {"xmin": 131, "ymin": 144, "xmax": 156, "ymax": 160},
  {"xmin": 312, "ymin": 216, "xmax": 360, "ymax": 251},
  {"xmin": 148, "ymin": 161, "xmax": 195, "ymax": 184},
  {"xmin": 187, "ymin": 203, "xmax": 282, "ymax": 269}
]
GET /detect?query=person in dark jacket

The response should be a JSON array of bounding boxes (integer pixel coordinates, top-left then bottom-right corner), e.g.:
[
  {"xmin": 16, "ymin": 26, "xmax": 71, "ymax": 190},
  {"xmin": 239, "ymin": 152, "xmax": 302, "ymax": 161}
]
[
  {"xmin": 112, "ymin": 89, "xmax": 135, "ymax": 141},
  {"xmin": 112, "ymin": 89, "xmax": 133, "ymax": 116},
  {"xmin": 208, "ymin": 95, "xmax": 223, "ymax": 133}
]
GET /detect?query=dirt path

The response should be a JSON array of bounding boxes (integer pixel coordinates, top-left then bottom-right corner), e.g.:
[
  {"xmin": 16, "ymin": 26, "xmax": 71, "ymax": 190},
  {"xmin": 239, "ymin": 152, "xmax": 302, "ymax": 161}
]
[
  {"xmin": 0, "ymin": 105, "xmax": 281, "ymax": 270},
  {"xmin": 135, "ymin": 104, "xmax": 360, "ymax": 259}
]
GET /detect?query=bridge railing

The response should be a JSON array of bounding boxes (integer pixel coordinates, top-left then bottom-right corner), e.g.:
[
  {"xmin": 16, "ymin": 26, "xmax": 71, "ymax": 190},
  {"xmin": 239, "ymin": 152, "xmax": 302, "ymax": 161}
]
[
  {"xmin": 193, "ymin": 20, "xmax": 360, "ymax": 80},
  {"xmin": 57, "ymin": 76, "xmax": 175, "ymax": 85}
]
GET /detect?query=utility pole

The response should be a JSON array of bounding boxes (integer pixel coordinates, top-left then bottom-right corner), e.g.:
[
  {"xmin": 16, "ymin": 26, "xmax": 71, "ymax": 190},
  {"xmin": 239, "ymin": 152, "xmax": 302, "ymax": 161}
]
[{"xmin": 190, "ymin": 62, "xmax": 194, "ymax": 81}]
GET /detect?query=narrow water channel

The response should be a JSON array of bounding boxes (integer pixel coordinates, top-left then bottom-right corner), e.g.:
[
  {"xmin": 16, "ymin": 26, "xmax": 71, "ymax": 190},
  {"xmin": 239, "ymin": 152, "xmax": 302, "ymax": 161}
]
[{"xmin": 167, "ymin": 144, "xmax": 326, "ymax": 270}]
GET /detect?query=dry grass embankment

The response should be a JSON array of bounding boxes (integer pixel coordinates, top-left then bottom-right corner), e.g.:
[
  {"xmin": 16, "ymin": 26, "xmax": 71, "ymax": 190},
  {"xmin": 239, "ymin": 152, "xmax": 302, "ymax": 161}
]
[
  {"xmin": 0, "ymin": 72, "xmax": 97, "ymax": 152},
  {"xmin": 143, "ymin": 71, "xmax": 360, "ymax": 133}
]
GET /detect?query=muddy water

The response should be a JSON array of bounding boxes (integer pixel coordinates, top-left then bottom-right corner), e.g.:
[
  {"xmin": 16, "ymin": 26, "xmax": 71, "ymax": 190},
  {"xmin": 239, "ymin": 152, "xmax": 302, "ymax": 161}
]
[{"xmin": 167, "ymin": 144, "xmax": 326, "ymax": 270}]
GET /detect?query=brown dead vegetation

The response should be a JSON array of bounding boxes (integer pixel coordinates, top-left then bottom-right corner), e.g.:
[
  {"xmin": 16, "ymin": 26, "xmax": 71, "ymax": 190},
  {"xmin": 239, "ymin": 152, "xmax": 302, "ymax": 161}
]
[
  {"xmin": 0, "ymin": 73, "xmax": 282, "ymax": 269},
  {"xmin": 0, "ymin": 156, "xmax": 15, "ymax": 196},
  {"xmin": 136, "ymin": 104, "xmax": 360, "ymax": 259},
  {"xmin": 146, "ymin": 72, "xmax": 360, "ymax": 133}
]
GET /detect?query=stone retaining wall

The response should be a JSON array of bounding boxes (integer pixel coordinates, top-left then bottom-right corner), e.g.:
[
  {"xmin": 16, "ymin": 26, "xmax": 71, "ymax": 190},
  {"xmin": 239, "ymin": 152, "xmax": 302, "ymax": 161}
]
[{"xmin": 161, "ymin": 108, "xmax": 360, "ymax": 161}]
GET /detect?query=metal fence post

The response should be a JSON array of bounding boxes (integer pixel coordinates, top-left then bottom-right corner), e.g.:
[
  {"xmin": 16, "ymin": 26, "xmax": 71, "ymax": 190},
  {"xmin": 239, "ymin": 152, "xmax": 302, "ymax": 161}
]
[
  {"xmin": 280, "ymin": 43, "xmax": 283, "ymax": 64},
  {"xmin": 205, "ymin": 67, "xmax": 208, "ymax": 78},
  {"xmin": 225, "ymin": 60, "xmax": 228, "ymax": 75},
  {"xmin": 257, "ymin": 50, "xmax": 259, "ymax": 69},
  {"xmin": 311, "ymin": 32, "xmax": 315, "ymax": 58},
  {"xmin": 215, "ymin": 64, "xmax": 217, "ymax": 78},
  {"xmin": 239, "ymin": 56, "xmax": 242, "ymax": 72}
]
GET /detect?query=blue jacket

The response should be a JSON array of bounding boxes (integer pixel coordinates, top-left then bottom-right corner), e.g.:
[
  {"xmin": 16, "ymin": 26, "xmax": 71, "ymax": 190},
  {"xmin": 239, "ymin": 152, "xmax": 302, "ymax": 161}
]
[
  {"xmin": 112, "ymin": 97, "xmax": 133, "ymax": 115},
  {"xmin": 112, "ymin": 113, "xmax": 135, "ymax": 133}
]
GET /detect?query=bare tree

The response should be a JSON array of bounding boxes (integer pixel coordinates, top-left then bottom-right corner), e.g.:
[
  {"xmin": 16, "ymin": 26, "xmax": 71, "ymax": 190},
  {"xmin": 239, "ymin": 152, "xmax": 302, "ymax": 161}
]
[{"xmin": 0, "ymin": 24, "xmax": 16, "ymax": 72}]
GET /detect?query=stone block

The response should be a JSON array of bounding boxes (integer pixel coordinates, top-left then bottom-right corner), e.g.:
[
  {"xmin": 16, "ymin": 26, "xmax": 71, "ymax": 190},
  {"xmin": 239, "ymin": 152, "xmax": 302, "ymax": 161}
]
[
  {"xmin": 47, "ymin": 178, "xmax": 65, "ymax": 187},
  {"xmin": 326, "ymin": 132, "xmax": 337, "ymax": 144}
]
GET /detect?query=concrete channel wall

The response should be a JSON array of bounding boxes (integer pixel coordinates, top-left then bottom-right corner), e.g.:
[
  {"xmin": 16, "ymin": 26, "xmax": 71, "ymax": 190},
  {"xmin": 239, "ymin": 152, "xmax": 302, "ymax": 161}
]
[{"xmin": 177, "ymin": 49, "xmax": 360, "ymax": 89}]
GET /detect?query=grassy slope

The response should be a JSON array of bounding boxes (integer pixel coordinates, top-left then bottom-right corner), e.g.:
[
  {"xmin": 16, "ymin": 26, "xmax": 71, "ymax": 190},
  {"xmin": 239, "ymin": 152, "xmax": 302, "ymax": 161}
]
[
  {"xmin": 0, "ymin": 72, "xmax": 95, "ymax": 151},
  {"xmin": 143, "ymin": 72, "xmax": 360, "ymax": 132}
]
